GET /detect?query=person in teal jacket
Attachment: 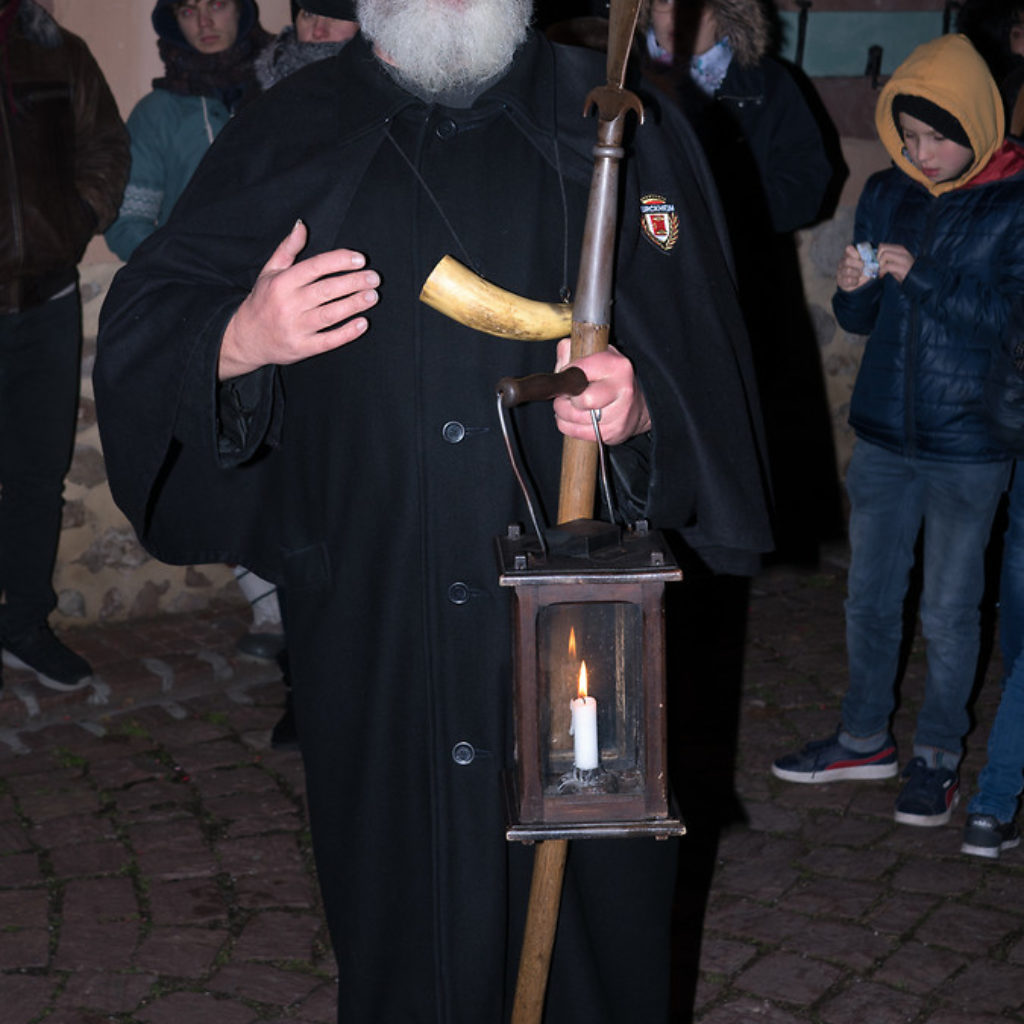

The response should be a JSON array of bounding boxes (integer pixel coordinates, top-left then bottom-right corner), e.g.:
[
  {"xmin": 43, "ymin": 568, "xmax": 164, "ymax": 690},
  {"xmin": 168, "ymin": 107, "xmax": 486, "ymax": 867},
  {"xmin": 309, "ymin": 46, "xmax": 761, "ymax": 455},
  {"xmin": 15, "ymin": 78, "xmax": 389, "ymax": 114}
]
[
  {"xmin": 105, "ymin": 0, "xmax": 270, "ymax": 261},
  {"xmin": 106, "ymin": 0, "xmax": 281, "ymax": 665}
]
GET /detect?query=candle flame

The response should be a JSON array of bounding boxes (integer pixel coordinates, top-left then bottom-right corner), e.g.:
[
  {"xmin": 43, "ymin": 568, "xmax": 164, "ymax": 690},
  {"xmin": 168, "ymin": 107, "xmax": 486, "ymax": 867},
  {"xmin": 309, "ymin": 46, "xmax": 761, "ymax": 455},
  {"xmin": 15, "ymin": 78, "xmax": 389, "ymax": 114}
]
[
  {"xmin": 578, "ymin": 660, "xmax": 588, "ymax": 700},
  {"xmin": 568, "ymin": 627, "xmax": 577, "ymax": 659}
]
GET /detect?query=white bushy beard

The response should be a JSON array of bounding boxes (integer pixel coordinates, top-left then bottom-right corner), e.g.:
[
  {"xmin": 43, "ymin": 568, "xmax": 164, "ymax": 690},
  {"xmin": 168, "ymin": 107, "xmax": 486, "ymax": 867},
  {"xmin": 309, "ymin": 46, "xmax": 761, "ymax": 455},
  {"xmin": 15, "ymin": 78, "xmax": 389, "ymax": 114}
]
[{"xmin": 357, "ymin": 0, "xmax": 532, "ymax": 97}]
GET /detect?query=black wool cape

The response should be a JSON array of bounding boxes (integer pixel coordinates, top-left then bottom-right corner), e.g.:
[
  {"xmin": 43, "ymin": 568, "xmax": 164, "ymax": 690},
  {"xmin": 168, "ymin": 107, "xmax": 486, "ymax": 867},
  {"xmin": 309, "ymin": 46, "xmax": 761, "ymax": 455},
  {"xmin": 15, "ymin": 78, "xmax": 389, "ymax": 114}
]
[{"xmin": 96, "ymin": 32, "xmax": 772, "ymax": 1024}]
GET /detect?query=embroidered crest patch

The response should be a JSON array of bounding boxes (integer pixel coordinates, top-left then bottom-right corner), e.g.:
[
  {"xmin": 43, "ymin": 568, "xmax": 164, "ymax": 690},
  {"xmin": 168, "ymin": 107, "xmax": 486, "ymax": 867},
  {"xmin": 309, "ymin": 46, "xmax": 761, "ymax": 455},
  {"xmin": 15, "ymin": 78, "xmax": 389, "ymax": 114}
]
[{"xmin": 640, "ymin": 193, "xmax": 679, "ymax": 253}]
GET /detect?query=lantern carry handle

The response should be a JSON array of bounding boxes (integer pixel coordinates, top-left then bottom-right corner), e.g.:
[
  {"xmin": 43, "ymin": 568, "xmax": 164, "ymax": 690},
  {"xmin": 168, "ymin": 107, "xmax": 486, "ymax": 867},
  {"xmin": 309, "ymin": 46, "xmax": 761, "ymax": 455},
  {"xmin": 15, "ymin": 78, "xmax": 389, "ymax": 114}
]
[
  {"xmin": 497, "ymin": 368, "xmax": 589, "ymax": 554},
  {"xmin": 495, "ymin": 371, "xmax": 617, "ymax": 554},
  {"xmin": 497, "ymin": 367, "xmax": 587, "ymax": 407}
]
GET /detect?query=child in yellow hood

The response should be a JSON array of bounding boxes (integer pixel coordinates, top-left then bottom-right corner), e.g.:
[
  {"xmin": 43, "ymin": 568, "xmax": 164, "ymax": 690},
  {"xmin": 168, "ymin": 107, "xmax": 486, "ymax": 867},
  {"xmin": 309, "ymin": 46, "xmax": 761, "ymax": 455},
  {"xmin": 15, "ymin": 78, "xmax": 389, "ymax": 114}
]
[{"xmin": 772, "ymin": 34, "xmax": 1024, "ymax": 832}]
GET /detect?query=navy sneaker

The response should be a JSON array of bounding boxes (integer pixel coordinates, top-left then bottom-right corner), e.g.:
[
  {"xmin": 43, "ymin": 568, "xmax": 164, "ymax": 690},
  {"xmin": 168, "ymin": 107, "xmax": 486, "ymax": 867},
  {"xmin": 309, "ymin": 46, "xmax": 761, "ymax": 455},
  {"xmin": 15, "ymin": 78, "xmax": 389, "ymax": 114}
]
[
  {"xmin": 893, "ymin": 757, "xmax": 959, "ymax": 826},
  {"xmin": 961, "ymin": 813, "xmax": 1021, "ymax": 859},
  {"xmin": 772, "ymin": 730, "xmax": 898, "ymax": 783}
]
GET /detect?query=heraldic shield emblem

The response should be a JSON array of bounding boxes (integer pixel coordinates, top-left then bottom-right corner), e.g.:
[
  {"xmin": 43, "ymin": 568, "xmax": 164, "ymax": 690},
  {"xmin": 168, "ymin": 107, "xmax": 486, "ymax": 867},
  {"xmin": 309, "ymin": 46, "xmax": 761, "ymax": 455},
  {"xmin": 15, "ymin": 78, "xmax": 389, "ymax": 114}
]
[{"xmin": 640, "ymin": 193, "xmax": 679, "ymax": 253}]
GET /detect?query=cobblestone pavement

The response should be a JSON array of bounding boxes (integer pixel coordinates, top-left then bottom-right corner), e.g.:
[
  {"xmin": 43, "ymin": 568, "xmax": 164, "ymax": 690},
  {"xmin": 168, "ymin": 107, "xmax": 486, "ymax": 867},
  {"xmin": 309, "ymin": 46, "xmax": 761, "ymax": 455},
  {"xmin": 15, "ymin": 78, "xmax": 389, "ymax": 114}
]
[
  {"xmin": 682, "ymin": 545, "xmax": 1024, "ymax": 1024},
  {"xmin": 0, "ymin": 549, "xmax": 1022, "ymax": 1023}
]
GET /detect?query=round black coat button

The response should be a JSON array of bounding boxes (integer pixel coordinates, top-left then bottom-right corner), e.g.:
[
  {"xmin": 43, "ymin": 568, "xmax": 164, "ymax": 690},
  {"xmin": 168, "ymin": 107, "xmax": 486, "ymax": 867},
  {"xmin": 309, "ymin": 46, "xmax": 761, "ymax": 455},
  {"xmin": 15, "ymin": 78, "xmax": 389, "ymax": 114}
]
[
  {"xmin": 435, "ymin": 118, "xmax": 458, "ymax": 139},
  {"xmin": 442, "ymin": 421, "xmax": 465, "ymax": 444},
  {"xmin": 447, "ymin": 582, "xmax": 470, "ymax": 604},
  {"xmin": 452, "ymin": 741, "xmax": 476, "ymax": 765}
]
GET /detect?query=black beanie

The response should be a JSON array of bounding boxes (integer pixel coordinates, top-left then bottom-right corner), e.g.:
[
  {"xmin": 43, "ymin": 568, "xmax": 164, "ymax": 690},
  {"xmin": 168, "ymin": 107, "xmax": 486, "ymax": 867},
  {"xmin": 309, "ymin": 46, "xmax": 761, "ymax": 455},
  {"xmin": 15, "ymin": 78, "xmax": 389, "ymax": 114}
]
[
  {"xmin": 298, "ymin": 0, "xmax": 357, "ymax": 19},
  {"xmin": 892, "ymin": 93, "xmax": 972, "ymax": 149}
]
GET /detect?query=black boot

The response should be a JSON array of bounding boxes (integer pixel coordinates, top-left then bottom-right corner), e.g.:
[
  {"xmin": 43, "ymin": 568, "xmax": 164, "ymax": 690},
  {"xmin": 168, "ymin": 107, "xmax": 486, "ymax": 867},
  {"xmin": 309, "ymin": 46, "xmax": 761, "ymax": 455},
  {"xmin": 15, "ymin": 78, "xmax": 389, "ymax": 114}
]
[{"xmin": 270, "ymin": 647, "xmax": 299, "ymax": 751}]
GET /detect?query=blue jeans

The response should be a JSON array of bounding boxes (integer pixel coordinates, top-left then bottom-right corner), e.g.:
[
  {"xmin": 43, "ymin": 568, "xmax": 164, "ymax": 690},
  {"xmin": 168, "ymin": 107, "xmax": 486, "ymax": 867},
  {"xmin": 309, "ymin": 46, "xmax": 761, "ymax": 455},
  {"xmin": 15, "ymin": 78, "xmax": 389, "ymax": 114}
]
[
  {"xmin": 0, "ymin": 289, "xmax": 82, "ymax": 631},
  {"xmin": 998, "ymin": 464, "xmax": 1024, "ymax": 671},
  {"xmin": 969, "ymin": 463, "xmax": 1024, "ymax": 821},
  {"xmin": 841, "ymin": 440, "xmax": 1011, "ymax": 766},
  {"xmin": 968, "ymin": 646, "xmax": 1024, "ymax": 821}
]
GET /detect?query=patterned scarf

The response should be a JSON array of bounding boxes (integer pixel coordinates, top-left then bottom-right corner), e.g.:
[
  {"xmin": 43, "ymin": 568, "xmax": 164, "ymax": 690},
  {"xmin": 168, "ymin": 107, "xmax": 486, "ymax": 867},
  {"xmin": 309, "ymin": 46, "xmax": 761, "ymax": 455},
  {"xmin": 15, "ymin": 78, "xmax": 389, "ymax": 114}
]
[
  {"xmin": 644, "ymin": 25, "xmax": 671, "ymax": 67},
  {"xmin": 154, "ymin": 26, "xmax": 272, "ymax": 112},
  {"xmin": 689, "ymin": 36, "xmax": 733, "ymax": 97},
  {"xmin": 254, "ymin": 25, "xmax": 348, "ymax": 90}
]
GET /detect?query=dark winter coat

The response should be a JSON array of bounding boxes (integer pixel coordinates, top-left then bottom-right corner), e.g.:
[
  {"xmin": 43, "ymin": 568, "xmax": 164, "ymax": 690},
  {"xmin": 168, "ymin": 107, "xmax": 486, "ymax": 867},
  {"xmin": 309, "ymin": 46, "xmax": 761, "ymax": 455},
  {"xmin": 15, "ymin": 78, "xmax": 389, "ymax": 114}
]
[
  {"xmin": 0, "ymin": 0, "xmax": 128, "ymax": 312},
  {"xmin": 686, "ymin": 57, "xmax": 834, "ymax": 236},
  {"xmin": 96, "ymin": 32, "xmax": 772, "ymax": 1023},
  {"xmin": 646, "ymin": 43, "xmax": 843, "ymax": 559},
  {"xmin": 836, "ymin": 162, "xmax": 1024, "ymax": 461},
  {"xmin": 835, "ymin": 33, "xmax": 1024, "ymax": 463}
]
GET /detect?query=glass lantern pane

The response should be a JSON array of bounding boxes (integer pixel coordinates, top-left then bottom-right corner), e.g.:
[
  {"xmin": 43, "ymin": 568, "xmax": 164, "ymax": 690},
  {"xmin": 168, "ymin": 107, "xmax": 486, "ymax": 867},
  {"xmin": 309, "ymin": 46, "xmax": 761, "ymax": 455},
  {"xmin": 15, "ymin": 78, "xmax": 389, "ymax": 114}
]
[{"xmin": 537, "ymin": 602, "xmax": 644, "ymax": 796}]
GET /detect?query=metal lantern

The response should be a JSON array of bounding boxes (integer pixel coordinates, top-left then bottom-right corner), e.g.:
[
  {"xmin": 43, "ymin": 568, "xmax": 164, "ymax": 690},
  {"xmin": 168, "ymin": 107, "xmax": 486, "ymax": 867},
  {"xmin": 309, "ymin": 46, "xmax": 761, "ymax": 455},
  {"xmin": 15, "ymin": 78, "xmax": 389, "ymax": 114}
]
[{"xmin": 498, "ymin": 518, "xmax": 685, "ymax": 841}]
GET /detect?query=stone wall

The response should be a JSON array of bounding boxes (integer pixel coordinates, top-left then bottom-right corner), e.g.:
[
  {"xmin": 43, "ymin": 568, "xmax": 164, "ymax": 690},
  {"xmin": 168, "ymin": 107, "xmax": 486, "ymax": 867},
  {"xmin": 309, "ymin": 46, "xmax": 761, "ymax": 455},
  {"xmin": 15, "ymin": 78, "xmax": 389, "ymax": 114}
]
[{"xmin": 797, "ymin": 136, "xmax": 890, "ymax": 486}]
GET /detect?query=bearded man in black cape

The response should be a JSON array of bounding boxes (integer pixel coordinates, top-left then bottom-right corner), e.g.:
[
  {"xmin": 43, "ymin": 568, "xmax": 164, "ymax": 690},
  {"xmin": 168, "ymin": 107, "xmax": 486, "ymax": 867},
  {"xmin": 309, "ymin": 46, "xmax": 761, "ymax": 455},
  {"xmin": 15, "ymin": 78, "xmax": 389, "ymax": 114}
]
[{"xmin": 95, "ymin": 0, "xmax": 772, "ymax": 1019}]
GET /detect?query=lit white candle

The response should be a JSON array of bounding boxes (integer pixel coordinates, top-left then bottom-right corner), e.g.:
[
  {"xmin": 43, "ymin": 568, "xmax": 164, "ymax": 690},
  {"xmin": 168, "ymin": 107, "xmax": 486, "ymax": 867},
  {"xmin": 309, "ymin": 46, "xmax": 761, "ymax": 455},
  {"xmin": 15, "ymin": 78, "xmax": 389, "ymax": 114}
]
[{"xmin": 569, "ymin": 660, "xmax": 599, "ymax": 770}]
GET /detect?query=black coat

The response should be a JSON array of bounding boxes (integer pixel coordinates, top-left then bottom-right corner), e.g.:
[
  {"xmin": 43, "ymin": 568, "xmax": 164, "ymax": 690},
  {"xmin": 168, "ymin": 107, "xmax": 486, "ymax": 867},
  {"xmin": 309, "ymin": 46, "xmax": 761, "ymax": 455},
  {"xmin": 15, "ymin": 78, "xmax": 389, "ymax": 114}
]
[
  {"xmin": 654, "ymin": 55, "xmax": 845, "ymax": 560},
  {"xmin": 96, "ymin": 32, "xmax": 771, "ymax": 1024}
]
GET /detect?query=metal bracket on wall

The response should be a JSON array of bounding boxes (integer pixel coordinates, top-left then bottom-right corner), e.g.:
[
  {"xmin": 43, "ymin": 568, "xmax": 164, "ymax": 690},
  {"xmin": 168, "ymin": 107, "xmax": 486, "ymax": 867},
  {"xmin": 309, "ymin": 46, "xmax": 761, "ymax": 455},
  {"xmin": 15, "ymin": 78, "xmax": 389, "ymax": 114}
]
[
  {"xmin": 865, "ymin": 44, "xmax": 883, "ymax": 89},
  {"xmin": 794, "ymin": 0, "xmax": 812, "ymax": 68},
  {"xmin": 943, "ymin": 0, "xmax": 962, "ymax": 35}
]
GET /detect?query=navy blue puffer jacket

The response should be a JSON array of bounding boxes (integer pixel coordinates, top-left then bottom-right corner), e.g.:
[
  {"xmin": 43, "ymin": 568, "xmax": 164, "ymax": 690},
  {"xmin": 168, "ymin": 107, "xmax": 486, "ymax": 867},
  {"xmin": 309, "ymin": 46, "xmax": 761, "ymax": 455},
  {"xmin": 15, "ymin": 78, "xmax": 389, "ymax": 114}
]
[{"xmin": 834, "ymin": 161, "xmax": 1024, "ymax": 462}]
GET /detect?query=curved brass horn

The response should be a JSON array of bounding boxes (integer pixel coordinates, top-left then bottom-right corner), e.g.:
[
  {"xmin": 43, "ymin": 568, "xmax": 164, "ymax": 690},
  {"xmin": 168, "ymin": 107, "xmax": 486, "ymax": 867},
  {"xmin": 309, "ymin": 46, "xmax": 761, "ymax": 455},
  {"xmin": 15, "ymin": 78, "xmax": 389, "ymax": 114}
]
[{"xmin": 419, "ymin": 255, "xmax": 573, "ymax": 341}]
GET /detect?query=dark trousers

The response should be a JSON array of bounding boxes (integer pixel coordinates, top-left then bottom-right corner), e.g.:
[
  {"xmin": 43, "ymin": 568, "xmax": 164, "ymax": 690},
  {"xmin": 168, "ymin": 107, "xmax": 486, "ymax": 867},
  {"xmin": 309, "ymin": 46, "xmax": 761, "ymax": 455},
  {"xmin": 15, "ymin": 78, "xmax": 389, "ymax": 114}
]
[{"xmin": 0, "ymin": 289, "xmax": 82, "ymax": 633}]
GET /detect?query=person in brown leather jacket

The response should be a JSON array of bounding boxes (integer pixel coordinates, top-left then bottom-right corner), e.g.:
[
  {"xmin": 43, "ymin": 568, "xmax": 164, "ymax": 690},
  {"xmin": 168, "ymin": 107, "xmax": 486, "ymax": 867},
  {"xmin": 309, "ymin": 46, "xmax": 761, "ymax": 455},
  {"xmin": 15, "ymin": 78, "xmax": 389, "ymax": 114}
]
[{"xmin": 0, "ymin": 0, "xmax": 128, "ymax": 689}]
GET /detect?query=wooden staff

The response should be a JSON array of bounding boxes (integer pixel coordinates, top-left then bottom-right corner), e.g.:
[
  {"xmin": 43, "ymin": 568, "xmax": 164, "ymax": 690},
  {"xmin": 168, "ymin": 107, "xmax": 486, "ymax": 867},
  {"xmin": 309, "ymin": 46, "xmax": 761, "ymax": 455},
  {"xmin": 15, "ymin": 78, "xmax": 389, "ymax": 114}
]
[
  {"xmin": 511, "ymin": 4, "xmax": 644, "ymax": 1022},
  {"xmin": 420, "ymin": 4, "xmax": 645, "ymax": 1018}
]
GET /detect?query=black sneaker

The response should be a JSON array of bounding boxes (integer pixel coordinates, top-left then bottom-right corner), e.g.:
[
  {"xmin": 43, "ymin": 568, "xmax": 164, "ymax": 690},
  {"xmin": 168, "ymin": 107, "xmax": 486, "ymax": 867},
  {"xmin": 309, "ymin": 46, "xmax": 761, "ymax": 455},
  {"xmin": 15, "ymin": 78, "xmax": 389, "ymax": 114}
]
[
  {"xmin": 893, "ymin": 756, "xmax": 959, "ymax": 826},
  {"xmin": 771, "ymin": 730, "xmax": 898, "ymax": 783},
  {"xmin": 961, "ymin": 813, "xmax": 1021, "ymax": 859},
  {"xmin": 1, "ymin": 624, "xmax": 92, "ymax": 691}
]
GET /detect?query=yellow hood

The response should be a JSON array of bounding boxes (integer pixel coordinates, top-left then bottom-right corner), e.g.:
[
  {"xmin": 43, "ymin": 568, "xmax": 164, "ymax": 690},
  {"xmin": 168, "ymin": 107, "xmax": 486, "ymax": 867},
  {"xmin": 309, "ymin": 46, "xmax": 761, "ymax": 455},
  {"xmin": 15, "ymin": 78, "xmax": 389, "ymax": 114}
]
[{"xmin": 875, "ymin": 34, "xmax": 1003, "ymax": 196}]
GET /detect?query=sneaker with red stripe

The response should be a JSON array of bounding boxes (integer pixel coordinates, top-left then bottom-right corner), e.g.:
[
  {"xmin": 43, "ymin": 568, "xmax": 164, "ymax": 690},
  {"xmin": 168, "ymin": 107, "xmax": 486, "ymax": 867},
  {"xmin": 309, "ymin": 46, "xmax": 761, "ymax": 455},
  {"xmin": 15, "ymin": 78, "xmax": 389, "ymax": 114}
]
[
  {"xmin": 893, "ymin": 757, "xmax": 959, "ymax": 826},
  {"xmin": 771, "ymin": 730, "xmax": 898, "ymax": 783}
]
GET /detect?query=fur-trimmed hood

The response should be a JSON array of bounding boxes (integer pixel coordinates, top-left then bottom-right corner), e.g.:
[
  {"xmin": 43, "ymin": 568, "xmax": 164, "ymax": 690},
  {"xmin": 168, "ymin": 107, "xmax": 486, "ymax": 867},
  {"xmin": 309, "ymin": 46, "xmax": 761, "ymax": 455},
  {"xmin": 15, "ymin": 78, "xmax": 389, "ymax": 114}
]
[
  {"xmin": 702, "ymin": 0, "xmax": 770, "ymax": 66},
  {"xmin": 641, "ymin": 0, "xmax": 770, "ymax": 67}
]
